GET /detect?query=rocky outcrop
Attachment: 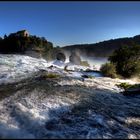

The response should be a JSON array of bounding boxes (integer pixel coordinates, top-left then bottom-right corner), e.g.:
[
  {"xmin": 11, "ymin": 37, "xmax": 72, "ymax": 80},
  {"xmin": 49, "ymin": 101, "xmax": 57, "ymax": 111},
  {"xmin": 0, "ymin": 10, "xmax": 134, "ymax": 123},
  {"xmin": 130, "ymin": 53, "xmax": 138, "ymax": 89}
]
[
  {"xmin": 69, "ymin": 51, "xmax": 81, "ymax": 65},
  {"xmin": 123, "ymin": 87, "xmax": 140, "ymax": 96},
  {"xmin": 56, "ymin": 52, "xmax": 66, "ymax": 62}
]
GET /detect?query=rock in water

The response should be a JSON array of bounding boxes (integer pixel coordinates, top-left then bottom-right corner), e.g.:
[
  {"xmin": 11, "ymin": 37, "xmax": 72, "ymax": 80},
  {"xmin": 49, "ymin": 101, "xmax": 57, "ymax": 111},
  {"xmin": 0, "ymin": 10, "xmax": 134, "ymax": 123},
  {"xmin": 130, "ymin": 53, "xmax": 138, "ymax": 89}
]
[
  {"xmin": 81, "ymin": 75, "xmax": 89, "ymax": 78},
  {"xmin": 123, "ymin": 87, "xmax": 140, "ymax": 96}
]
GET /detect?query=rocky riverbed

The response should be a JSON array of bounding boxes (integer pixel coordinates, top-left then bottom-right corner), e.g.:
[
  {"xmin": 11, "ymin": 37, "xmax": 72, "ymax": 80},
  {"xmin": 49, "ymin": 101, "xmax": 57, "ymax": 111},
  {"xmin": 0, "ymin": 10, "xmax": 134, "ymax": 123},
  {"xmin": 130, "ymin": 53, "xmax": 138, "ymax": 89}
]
[{"xmin": 0, "ymin": 54, "xmax": 139, "ymax": 139}]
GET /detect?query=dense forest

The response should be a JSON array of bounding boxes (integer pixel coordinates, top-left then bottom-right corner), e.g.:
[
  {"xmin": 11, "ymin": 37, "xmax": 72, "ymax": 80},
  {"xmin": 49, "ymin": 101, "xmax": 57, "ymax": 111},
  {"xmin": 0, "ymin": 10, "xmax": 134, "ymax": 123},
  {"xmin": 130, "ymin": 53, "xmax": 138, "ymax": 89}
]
[
  {"xmin": 0, "ymin": 30, "xmax": 63, "ymax": 61},
  {"xmin": 100, "ymin": 44, "xmax": 140, "ymax": 78},
  {"xmin": 62, "ymin": 35, "xmax": 140, "ymax": 57}
]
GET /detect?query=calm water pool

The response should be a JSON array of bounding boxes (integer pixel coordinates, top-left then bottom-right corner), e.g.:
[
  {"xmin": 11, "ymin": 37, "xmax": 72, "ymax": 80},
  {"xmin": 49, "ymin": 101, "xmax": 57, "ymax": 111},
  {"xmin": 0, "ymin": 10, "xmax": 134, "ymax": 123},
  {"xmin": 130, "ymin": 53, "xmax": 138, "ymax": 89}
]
[{"xmin": 82, "ymin": 71, "xmax": 103, "ymax": 77}]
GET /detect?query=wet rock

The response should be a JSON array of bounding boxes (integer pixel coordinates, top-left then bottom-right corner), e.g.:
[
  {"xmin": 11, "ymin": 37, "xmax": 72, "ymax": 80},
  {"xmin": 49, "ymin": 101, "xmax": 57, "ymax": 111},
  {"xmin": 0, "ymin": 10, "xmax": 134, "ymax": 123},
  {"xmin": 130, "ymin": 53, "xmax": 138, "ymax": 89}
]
[
  {"xmin": 123, "ymin": 87, "xmax": 140, "ymax": 96},
  {"xmin": 56, "ymin": 52, "xmax": 66, "ymax": 62},
  {"xmin": 0, "ymin": 74, "xmax": 7, "ymax": 79},
  {"xmin": 45, "ymin": 119, "xmax": 59, "ymax": 130},
  {"xmin": 61, "ymin": 116, "xmax": 73, "ymax": 124},
  {"xmin": 81, "ymin": 75, "xmax": 89, "ymax": 78},
  {"xmin": 69, "ymin": 51, "xmax": 81, "ymax": 65}
]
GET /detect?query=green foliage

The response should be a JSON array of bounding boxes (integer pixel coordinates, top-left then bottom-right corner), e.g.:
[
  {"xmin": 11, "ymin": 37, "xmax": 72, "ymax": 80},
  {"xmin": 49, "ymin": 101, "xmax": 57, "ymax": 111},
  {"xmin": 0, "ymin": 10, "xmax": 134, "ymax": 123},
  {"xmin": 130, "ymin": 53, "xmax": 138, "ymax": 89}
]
[
  {"xmin": 43, "ymin": 49, "xmax": 54, "ymax": 61},
  {"xmin": 0, "ymin": 31, "xmax": 54, "ymax": 56},
  {"xmin": 88, "ymin": 75, "xmax": 94, "ymax": 79},
  {"xmin": 41, "ymin": 73, "xmax": 60, "ymax": 79},
  {"xmin": 128, "ymin": 83, "xmax": 140, "ymax": 89},
  {"xmin": 80, "ymin": 61, "xmax": 90, "ymax": 67},
  {"xmin": 62, "ymin": 35, "xmax": 140, "ymax": 57},
  {"xmin": 100, "ymin": 62, "xmax": 117, "ymax": 78},
  {"xmin": 109, "ymin": 44, "xmax": 140, "ymax": 78},
  {"xmin": 116, "ymin": 83, "xmax": 133, "ymax": 90},
  {"xmin": 116, "ymin": 83, "xmax": 140, "ymax": 91}
]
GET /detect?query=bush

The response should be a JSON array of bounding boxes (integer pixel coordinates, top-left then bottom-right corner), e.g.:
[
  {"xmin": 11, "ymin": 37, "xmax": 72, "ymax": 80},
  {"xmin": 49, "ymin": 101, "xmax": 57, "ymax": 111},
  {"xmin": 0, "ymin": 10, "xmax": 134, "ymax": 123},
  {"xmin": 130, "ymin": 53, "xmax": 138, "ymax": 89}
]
[
  {"xmin": 100, "ymin": 62, "xmax": 117, "ymax": 78},
  {"xmin": 0, "ymin": 31, "xmax": 54, "ymax": 57},
  {"xmin": 80, "ymin": 61, "xmax": 90, "ymax": 67},
  {"xmin": 117, "ymin": 83, "xmax": 140, "ymax": 90},
  {"xmin": 88, "ymin": 75, "xmax": 94, "ymax": 79},
  {"xmin": 109, "ymin": 44, "xmax": 140, "ymax": 78},
  {"xmin": 117, "ymin": 83, "xmax": 140, "ymax": 96},
  {"xmin": 116, "ymin": 83, "xmax": 132, "ymax": 90},
  {"xmin": 40, "ymin": 73, "xmax": 60, "ymax": 79}
]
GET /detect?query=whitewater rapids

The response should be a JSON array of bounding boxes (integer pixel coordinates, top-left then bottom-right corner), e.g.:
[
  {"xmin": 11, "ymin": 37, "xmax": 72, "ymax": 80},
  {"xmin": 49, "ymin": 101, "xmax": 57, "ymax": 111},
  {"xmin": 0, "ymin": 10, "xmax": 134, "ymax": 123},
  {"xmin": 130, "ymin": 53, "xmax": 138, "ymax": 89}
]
[{"xmin": 0, "ymin": 54, "xmax": 139, "ymax": 139}]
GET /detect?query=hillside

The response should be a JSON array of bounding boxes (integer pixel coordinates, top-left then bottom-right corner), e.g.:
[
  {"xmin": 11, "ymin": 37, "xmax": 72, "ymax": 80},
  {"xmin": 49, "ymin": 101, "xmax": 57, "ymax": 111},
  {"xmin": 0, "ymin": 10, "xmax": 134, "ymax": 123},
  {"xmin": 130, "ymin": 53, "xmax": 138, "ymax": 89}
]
[
  {"xmin": 62, "ymin": 35, "xmax": 140, "ymax": 57},
  {"xmin": 0, "ymin": 30, "xmax": 57, "ymax": 60}
]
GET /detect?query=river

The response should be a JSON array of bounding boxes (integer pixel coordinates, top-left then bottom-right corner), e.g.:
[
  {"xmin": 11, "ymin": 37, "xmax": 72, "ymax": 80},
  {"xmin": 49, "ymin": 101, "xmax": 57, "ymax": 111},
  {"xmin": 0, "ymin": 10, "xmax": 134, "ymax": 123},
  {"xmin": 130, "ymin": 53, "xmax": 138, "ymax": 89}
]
[{"xmin": 83, "ymin": 71, "xmax": 103, "ymax": 77}]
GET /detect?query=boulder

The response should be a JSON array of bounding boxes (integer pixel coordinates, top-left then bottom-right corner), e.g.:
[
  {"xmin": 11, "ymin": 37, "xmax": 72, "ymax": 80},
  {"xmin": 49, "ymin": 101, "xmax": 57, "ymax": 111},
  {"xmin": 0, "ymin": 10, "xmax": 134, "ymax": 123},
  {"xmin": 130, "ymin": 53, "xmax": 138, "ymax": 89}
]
[
  {"xmin": 69, "ymin": 51, "xmax": 81, "ymax": 65},
  {"xmin": 56, "ymin": 52, "xmax": 66, "ymax": 62},
  {"xmin": 123, "ymin": 87, "xmax": 140, "ymax": 96}
]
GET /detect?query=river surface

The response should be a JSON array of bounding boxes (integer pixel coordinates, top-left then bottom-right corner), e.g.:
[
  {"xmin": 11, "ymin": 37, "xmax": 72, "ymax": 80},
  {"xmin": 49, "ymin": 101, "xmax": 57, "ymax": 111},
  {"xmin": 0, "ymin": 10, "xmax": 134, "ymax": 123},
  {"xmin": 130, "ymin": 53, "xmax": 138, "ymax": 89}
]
[
  {"xmin": 81, "ymin": 56, "xmax": 108, "ymax": 70},
  {"xmin": 0, "ymin": 54, "xmax": 139, "ymax": 139},
  {"xmin": 83, "ymin": 71, "xmax": 103, "ymax": 77}
]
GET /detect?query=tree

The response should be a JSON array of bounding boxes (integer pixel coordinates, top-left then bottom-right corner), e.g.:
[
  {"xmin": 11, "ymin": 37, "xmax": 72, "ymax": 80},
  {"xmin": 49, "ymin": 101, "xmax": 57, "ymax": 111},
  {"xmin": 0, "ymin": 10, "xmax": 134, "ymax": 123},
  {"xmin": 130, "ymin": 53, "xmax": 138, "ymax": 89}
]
[
  {"xmin": 109, "ymin": 44, "xmax": 140, "ymax": 78},
  {"xmin": 4, "ymin": 34, "xmax": 7, "ymax": 39},
  {"xmin": 16, "ymin": 40, "xmax": 22, "ymax": 52},
  {"xmin": 100, "ymin": 62, "xmax": 117, "ymax": 78},
  {"xmin": 0, "ymin": 31, "xmax": 55, "ymax": 58}
]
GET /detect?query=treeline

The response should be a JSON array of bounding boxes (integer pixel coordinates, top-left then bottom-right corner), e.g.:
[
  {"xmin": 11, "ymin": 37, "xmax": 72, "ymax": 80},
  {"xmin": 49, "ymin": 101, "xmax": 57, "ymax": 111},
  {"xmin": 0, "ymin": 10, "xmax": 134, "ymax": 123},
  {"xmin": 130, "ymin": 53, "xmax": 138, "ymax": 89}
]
[
  {"xmin": 100, "ymin": 44, "xmax": 140, "ymax": 78},
  {"xmin": 62, "ymin": 35, "xmax": 140, "ymax": 57},
  {"xmin": 0, "ymin": 31, "xmax": 64, "ymax": 61},
  {"xmin": 0, "ymin": 33, "xmax": 53, "ymax": 53}
]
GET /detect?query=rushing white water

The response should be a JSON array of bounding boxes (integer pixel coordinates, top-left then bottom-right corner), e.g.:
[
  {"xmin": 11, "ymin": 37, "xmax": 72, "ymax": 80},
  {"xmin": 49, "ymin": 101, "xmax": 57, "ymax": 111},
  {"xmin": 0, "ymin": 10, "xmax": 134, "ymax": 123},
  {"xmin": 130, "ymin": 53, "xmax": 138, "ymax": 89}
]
[
  {"xmin": 81, "ymin": 56, "xmax": 108, "ymax": 70},
  {"xmin": 0, "ymin": 54, "xmax": 139, "ymax": 139},
  {"xmin": 0, "ymin": 75, "xmax": 139, "ymax": 139}
]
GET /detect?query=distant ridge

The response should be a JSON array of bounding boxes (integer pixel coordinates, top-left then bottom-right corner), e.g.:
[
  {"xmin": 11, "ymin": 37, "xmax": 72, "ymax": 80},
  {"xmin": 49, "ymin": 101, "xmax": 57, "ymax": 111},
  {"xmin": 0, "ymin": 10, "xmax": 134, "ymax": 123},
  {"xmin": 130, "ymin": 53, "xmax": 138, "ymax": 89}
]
[{"xmin": 62, "ymin": 35, "xmax": 140, "ymax": 57}]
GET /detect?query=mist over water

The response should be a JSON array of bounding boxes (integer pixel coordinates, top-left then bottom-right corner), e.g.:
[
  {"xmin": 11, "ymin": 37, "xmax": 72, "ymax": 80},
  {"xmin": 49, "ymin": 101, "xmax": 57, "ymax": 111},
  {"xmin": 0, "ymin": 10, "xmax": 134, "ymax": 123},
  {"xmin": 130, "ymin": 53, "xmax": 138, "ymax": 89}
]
[
  {"xmin": 63, "ymin": 50, "xmax": 108, "ymax": 70},
  {"xmin": 82, "ymin": 56, "xmax": 108, "ymax": 69}
]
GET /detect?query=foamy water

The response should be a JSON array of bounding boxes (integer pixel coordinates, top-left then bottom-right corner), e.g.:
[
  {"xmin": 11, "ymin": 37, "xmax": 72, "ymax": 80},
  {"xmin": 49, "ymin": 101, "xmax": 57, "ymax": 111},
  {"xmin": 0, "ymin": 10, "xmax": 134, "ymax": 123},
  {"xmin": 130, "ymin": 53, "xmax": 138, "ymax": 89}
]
[
  {"xmin": 81, "ymin": 56, "xmax": 108, "ymax": 70},
  {"xmin": 0, "ymin": 54, "xmax": 139, "ymax": 139}
]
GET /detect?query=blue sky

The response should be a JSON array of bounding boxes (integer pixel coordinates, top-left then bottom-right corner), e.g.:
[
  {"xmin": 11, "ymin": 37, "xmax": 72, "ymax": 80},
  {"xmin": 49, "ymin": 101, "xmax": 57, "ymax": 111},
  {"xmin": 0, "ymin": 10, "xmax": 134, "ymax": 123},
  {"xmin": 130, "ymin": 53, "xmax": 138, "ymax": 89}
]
[{"xmin": 0, "ymin": 2, "xmax": 140, "ymax": 46}]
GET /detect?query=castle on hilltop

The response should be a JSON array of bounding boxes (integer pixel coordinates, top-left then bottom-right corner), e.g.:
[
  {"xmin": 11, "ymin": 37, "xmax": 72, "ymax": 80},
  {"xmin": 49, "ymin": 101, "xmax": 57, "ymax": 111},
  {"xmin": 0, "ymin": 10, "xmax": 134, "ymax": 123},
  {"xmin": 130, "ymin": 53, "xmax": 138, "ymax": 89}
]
[
  {"xmin": 16, "ymin": 30, "xmax": 29, "ymax": 37},
  {"xmin": 9, "ymin": 30, "xmax": 29, "ymax": 37}
]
